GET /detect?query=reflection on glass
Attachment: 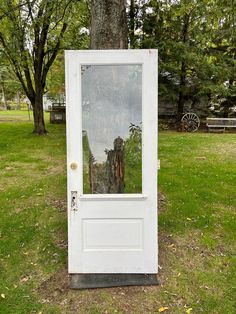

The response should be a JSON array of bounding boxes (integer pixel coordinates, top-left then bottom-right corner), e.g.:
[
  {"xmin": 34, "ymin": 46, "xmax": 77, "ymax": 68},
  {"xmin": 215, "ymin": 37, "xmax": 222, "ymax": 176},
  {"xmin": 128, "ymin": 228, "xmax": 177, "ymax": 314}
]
[{"xmin": 82, "ymin": 65, "xmax": 142, "ymax": 194}]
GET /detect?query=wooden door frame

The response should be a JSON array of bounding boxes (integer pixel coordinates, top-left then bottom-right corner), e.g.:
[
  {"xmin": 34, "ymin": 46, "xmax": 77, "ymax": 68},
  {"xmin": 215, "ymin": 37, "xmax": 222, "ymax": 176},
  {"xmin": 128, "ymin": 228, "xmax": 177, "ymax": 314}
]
[{"xmin": 65, "ymin": 50, "xmax": 158, "ymax": 288}]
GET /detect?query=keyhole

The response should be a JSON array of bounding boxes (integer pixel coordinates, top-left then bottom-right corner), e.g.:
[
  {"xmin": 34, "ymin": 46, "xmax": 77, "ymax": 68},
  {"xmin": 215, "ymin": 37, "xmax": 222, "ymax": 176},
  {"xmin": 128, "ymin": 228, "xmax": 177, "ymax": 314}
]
[{"xmin": 71, "ymin": 191, "xmax": 78, "ymax": 211}]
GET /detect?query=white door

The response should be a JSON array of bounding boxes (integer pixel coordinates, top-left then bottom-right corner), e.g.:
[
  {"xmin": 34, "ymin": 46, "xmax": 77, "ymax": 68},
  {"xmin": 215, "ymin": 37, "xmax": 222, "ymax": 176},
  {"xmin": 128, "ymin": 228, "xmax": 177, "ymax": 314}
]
[{"xmin": 65, "ymin": 50, "xmax": 158, "ymax": 274}]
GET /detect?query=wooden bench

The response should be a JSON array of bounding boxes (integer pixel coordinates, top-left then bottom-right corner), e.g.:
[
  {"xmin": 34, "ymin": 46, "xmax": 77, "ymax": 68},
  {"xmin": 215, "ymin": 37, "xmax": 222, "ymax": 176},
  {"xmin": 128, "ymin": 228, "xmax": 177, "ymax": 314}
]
[{"xmin": 206, "ymin": 117, "xmax": 236, "ymax": 132}]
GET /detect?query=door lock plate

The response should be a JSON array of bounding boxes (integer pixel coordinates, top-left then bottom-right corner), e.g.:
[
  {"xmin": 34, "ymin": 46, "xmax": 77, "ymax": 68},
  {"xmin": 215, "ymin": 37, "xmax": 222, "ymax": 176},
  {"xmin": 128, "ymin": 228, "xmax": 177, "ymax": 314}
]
[{"xmin": 71, "ymin": 191, "xmax": 78, "ymax": 211}]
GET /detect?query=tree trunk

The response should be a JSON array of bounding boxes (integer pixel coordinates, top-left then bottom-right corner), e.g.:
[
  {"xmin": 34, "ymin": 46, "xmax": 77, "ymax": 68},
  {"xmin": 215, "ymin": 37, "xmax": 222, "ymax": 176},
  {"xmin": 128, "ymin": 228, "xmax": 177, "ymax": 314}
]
[
  {"xmin": 222, "ymin": 77, "xmax": 234, "ymax": 118},
  {"xmin": 129, "ymin": 0, "xmax": 135, "ymax": 48},
  {"xmin": 177, "ymin": 60, "xmax": 187, "ymax": 121},
  {"xmin": 1, "ymin": 81, "xmax": 8, "ymax": 110},
  {"xmin": 89, "ymin": 0, "xmax": 128, "ymax": 193},
  {"xmin": 177, "ymin": 14, "xmax": 190, "ymax": 126},
  {"xmin": 90, "ymin": 0, "xmax": 128, "ymax": 49},
  {"xmin": 16, "ymin": 91, "xmax": 21, "ymax": 110},
  {"xmin": 32, "ymin": 93, "xmax": 47, "ymax": 134},
  {"xmin": 106, "ymin": 137, "xmax": 125, "ymax": 193},
  {"xmin": 223, "ymin": 105, "xmax": 229, "ymax": 118}
]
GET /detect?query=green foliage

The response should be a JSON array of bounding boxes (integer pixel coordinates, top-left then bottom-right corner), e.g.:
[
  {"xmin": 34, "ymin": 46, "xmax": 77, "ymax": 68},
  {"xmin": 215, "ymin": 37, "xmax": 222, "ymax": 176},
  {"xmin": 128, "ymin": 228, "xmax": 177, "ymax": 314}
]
[
  {"xmin": 128, "ymin": 0, "xmax": 235, "ymax": 116},
  {"xmin": 82, "ymin": 124, "xmax": 142, "ymax": 194},
  {"xmin": 0, "ymin": 52, "xmax": 23, "ymax": 105},
  {"xmin": 0, "ymin": 0, "xmax": 90, "ymax": 133},
  {"xmin": 82, "ymin": 131, "xmax": 91, "ymax": 194},
  {"xmin": 0, "ymin": 1, "xmax": 235, "ymax": 118},
  {"xmin": 124, "ymin": 123, "xmax": 142, "ymax": 193},
  {"xmin": 0, "ymin": 0, "xmax": 90, "ymax": 100},
  {"xmin": 46, "ymin": 0, "xmax": 90, "ymax": 96}
]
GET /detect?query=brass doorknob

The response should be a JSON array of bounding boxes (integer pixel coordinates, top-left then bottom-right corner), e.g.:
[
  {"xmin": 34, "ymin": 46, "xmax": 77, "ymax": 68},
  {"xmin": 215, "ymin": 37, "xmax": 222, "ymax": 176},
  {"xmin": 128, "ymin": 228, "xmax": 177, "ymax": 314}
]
[{"xmin": 70, "ymin": 162, "xmax": 78, "ymax": 170}]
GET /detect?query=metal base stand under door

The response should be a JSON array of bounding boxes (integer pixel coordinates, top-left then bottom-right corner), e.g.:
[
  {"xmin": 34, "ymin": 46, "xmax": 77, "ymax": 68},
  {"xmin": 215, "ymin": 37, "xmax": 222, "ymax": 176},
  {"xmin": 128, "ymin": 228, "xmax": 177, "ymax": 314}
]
[{"xmin": 70, "ymin": 274, "xmax": 159, "ymax": 289}]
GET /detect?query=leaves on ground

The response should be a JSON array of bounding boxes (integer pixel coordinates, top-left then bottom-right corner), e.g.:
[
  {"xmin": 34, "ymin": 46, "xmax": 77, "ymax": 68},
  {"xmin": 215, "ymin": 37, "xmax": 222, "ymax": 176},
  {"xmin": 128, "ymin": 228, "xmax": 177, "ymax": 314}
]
[{"xmin": 159, "ymin": 306, "xmax": 169, "ymax": 312}]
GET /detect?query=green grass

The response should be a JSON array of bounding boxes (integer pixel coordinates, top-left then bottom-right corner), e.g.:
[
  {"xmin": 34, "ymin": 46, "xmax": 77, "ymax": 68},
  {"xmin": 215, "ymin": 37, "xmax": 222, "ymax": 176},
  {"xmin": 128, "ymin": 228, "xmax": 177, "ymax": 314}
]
[
  {"xmin": 0, "ymin": 111, "xmax": 235, "ymax": 313},
  {"xmin": 0, "ymin": 109, "xmax": 50, "ymax": 123},
  {"xmin": 158, "ymin": 132, "xmax": 236, "ymax": 313}
]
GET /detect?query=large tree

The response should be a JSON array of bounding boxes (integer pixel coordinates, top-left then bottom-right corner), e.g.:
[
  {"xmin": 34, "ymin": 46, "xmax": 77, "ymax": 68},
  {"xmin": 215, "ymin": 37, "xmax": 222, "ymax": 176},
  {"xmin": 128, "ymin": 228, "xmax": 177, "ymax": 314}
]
[
  {"xmin": 90, "ymin": 0, "xmax": 128, "ymax": 49},
  {"xmin": 0, "ymin": 0, "xmax": 76, "ymax": 134},
  {"xmin": 88, "ymin": 0, "xmax": 128, "ymax": 193},
  {"xmin": 130, "ymin": 0, "xmax": 235, "ymax": 121}
]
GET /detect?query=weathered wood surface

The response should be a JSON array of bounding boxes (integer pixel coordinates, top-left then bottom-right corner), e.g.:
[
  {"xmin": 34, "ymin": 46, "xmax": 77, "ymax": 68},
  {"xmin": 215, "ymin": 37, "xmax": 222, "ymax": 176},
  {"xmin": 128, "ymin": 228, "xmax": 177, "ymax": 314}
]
[
  {"xmin": 89, "ymin": 136, "xmax": 125, "ymax": 194},
  {"xmin": 206, "ymin": 117, "xmax": 236, "ymax": 132}
]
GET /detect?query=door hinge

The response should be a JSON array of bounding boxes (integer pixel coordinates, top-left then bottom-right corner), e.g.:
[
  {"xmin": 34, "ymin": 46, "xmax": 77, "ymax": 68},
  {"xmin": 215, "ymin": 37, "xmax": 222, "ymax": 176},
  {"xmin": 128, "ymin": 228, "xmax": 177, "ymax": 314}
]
[{"xmin": 71, "ymin": 191, "xmax": 78, "ymax": 211}]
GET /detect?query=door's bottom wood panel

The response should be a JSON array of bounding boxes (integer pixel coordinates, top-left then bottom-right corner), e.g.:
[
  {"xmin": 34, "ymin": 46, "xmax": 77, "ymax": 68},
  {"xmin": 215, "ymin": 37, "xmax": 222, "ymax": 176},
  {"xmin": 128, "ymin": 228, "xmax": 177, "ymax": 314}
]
[{"xmin": 82, "ymin": 218, "xmax": 143, "ymax": 251}]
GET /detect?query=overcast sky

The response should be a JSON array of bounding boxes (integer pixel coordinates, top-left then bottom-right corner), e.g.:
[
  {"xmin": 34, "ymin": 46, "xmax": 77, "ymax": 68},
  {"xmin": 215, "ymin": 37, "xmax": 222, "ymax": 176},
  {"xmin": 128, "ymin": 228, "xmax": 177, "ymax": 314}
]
[{"xmin": 82, "ymin": 64, "xmax": 142, "ymax": 162}]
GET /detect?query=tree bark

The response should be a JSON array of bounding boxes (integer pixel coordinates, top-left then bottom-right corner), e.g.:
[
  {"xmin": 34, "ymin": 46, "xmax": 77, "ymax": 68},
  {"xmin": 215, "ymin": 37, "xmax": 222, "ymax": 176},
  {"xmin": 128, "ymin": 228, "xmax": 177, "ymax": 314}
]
[
  {"xmin": 1, "ymin": 82, "xmax": 7, "ymax": 110},
  {"xmin": 106, "ymin": 137, "xmax": 125, "ymax": 193},
  {"xmin": 90, "ymin": 0, "xmax": 128, "ymax": 49},
  {"xmin": 177, "ymin": 61, "xmax": 187, "ymax": 121},
  {"xmin": 89, "ymin": 0, "xmax": 128, "ymax": 193},
  {"xmin": 16, "ymin": 91, "xmax": 21, "ymax": 110},
  {"xmin": 129, "ymin": 0, "xmax": 135, "ymax": 48},
  {"xmin": 177, "ymin": 14, "xmax": 190, "ymax": 123},
  {"xmin": 32, "ymin": 92, "xmax": 47, "ymax": 134}
]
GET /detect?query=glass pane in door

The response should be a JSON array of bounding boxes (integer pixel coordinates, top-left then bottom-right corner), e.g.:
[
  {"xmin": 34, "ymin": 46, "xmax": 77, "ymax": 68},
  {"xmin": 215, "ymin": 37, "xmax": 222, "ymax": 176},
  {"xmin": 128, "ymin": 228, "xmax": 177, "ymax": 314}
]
[{"xmin": 81, "ymin": 64, "xmax": 142, "ymax": 194}]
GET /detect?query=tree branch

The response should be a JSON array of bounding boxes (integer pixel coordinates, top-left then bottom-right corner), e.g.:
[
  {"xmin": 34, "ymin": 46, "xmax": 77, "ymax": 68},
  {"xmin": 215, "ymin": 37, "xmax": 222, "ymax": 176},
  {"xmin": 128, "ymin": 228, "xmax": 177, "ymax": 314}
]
[
  {"xmin": 51, "ymin": 0, "xmax": 75, "ymax": 31},
  {"xmin": 41, "ymin": 22, "xmax": 67, "ymax": 86},
  {"xmin": 0, "ymin": 2, "xmax": 27, "ymax": 20},
  {"xmin": 0, "ymin": 31, "xmax": 31, "ymax": 98},
  {"xmin": 33, "ymin": 0, "xmax": 54, "ymax": 83}
]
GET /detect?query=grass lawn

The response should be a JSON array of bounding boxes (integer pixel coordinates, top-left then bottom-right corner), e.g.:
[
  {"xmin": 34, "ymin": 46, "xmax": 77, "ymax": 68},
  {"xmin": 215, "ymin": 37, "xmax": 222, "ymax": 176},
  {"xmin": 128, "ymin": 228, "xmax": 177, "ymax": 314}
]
[
  {"xmin": 0, "ymin": 110, "xmax": 50, "ymax": 123},
  {"xmin": 0, "ymin": 111, "xmax": 235, "ymax": 313}
]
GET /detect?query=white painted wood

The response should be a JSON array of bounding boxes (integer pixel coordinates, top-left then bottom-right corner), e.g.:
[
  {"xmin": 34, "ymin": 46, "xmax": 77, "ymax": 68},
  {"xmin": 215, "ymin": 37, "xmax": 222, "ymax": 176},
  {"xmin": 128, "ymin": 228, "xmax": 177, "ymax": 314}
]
[
  {"xmin": 65, "ymin": 50, "xmax": 158, "ymax": 274},
  {"xmin": 79, "ymin": 194, "xmax": 148, "ymax": 201}
]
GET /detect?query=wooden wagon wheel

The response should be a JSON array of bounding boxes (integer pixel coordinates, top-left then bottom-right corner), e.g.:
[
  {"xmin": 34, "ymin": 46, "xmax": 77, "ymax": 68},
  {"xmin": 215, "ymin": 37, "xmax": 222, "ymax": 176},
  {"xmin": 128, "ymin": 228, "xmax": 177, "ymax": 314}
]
[{"xmin": 181, "ymin": 113, "xmax": 200, "ymax": 132}]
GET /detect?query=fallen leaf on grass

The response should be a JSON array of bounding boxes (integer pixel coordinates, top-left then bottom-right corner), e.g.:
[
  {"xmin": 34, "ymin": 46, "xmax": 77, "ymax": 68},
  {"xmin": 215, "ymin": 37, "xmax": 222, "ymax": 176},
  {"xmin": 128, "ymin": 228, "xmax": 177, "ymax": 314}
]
[
  {"xmin": 15, "ymin": 208, "xmax": 21, "ymax": 214},
  {"xmin": 159, "ymin": 307, "xmax": 169, "ymax": 312},
  {"xmin": 186, "ymin": 308, "xmax": 193, "ymax": 314},
  {"xmin": 168, "ymin": 244, "xmax": 176, "ymax": 251},
  {"xmin": 1, "ymin": 294, "xmax": 6, "ymax": 299},
  {"xmin": 20, "ymin": 276, "xmax": 31, "ymax": 283},
  {"xmin": 20, "ymin": 278, "xmax": 28, "ymax": 283},
  {"xmin": 195, "ymin": 156, "xmax": 206, "ymax": 160}
]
